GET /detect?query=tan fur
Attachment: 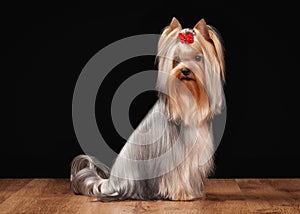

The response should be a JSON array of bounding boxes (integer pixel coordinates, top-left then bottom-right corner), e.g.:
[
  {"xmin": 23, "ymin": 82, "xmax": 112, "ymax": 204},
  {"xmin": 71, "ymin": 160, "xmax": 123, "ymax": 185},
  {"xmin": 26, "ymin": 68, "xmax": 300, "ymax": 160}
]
[
  {"xmin": 158, "ymin": 123, "xmax": 213, "ymax": 200},
  {"xmin": 156, "ymin": 17, "xmax": 225, "ymax": 200},
  {"xmin": 194, "ymin": 19, "xmax": 225, "ymax": 80}
]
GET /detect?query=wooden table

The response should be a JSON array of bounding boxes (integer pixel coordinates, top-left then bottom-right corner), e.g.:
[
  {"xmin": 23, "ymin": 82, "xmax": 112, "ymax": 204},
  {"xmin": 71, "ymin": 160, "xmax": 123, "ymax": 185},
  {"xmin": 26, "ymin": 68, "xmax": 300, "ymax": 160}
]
[{"xmin": 0, "ymin": 179, "xmax": 299, "ymax": 213}]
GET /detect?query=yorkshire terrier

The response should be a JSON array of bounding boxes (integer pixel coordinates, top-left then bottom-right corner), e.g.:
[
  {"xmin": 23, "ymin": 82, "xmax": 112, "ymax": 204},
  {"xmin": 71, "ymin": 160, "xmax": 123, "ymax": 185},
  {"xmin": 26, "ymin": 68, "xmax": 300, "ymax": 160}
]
[{"xmin": 70, "ymin": 17, "xmax": 225, "ymax": 201}]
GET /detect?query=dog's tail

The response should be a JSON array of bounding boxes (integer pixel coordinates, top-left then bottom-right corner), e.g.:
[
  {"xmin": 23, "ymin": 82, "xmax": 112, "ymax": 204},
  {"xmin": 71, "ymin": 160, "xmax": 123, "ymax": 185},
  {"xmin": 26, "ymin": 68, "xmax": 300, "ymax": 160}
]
[{"xmin": 70, "ymin": 155, "xmax": 110, "ymax": 197}]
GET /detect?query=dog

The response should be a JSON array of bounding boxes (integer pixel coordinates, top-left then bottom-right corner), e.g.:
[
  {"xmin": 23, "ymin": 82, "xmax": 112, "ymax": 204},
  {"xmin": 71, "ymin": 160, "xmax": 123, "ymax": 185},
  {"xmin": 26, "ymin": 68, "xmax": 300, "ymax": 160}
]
[{"xmin": 70, "ymin": 17, "xmax": 225, "ymax": 201}]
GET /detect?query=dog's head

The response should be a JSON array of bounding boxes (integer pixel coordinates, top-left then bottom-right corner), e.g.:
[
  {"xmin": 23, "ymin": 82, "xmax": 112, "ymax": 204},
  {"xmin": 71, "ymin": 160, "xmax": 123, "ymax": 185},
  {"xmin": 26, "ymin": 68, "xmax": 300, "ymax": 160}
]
[{"xmin": 156, "ymin": 17, "xmax": 225, "ymax": 125}]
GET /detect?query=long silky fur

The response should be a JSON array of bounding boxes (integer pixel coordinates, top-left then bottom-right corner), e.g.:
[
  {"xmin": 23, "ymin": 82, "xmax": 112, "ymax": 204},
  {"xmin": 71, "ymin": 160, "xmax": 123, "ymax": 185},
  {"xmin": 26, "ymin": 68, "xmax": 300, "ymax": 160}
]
[{"xmin": 70, "ymin": 17, "xmax": 225, "ymax": 201}]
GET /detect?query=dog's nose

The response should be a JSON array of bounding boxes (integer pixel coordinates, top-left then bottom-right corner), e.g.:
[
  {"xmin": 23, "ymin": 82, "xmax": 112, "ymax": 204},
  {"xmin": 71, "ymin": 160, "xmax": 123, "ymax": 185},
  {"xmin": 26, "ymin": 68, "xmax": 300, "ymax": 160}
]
[{"xmin": 181, "ymin": 68, "xmax": 191, "ymax": 76}]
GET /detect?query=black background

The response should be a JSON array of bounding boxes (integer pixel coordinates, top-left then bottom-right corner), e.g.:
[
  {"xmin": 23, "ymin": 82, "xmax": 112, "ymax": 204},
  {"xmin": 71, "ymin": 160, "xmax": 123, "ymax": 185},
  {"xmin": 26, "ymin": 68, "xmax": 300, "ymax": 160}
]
[{"xmin": 11, "ymin": 3, "xmax": 299, "ymax": 178}]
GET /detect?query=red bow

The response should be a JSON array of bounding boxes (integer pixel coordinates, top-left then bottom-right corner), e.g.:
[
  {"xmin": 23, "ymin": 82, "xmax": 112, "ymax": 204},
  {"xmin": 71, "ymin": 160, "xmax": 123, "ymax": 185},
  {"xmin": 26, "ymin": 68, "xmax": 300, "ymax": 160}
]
[{"xmin": 178, "ymin": 32, "xmax": 194, "ymax": 44}]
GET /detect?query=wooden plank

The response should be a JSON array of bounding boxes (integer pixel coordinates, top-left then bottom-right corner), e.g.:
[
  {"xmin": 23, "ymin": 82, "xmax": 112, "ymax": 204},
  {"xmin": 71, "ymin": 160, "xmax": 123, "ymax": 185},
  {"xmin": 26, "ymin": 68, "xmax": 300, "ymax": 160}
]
[
  {"xmin": 266, "ymin": 178, "xmax": 300, "ymax": 199},
  {"xmin": 135, "ymin": 179, "xmax": 249, "ymax": 214},
  {"xmin": 0, "ymin": 178, "xmax": 299, "ymax": 213},
  {"xmin": 237, "ymin": 178, "xmax": 277, "ymax": 213},
  {"xmin": 0, "ymin": 179, "xmax": 51, "ymax": 213},
  {"xmin": 22, "ymin": 179, "xmax": 86, "ymax": 214},
  {"xmin": 139, "ymin": 200, "xmax": 207, "ymax": 214},
  {"xmin": 260, "ymin": 179, "xmax": 300, "ymax": 213},
  {"xmin": 0, "ymin": 179, "xmax": 32, "ymax": 204},
  {"xmin": 204, "ymin": 179, "xmax": 250, "ymax": 214},
  {"xmin": 76, "ymin": 199, "xmax": 141, "ymax": 214},
  {"xmin": 236, "ymin": 178, "xmax": 300, "ymax": 213}
]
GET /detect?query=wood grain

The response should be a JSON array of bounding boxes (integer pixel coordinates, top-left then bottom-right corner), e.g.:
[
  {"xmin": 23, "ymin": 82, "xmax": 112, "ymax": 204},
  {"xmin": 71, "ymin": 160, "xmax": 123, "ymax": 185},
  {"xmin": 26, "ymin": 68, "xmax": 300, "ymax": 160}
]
[{"xmin": 0, "ymin": 179, "xmax": 299, "ymax": 213}]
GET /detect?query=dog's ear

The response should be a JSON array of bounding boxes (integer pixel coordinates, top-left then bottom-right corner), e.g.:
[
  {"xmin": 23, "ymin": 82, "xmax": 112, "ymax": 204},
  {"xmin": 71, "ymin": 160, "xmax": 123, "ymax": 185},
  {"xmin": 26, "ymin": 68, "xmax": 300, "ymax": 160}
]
[
  {"xmin": 159, "ymin": 17, "xmax": 182, "ymax": 44},
  {"xmin": 194, "ymin": 19, "xmax": 225, "ymax": 79},
  {"xmin": 194, "ymin": 19, "xmax": 210, "ymax": 40},
  {"xmin": 169, "ymin": 17, "xmax": 182, "ymax": 30}
]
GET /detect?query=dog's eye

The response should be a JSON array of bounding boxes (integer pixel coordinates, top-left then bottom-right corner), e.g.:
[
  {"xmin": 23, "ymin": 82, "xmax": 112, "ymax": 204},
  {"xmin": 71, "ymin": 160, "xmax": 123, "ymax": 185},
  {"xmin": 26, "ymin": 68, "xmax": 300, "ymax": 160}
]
[
  {"xmin": 195, "ymin": 55, "xmax": 202, "ymax": 62},
  {"xmin": 174, "ymin": 56, "xmax": 181, "ymax": 62}
]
